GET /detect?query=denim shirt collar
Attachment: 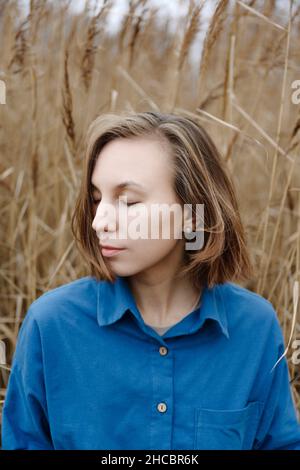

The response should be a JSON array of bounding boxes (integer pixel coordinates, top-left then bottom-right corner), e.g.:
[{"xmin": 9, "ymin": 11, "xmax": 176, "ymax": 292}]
[{"xmin": 96, "ymin": 275, "xmax": 229, "ymax": 339}]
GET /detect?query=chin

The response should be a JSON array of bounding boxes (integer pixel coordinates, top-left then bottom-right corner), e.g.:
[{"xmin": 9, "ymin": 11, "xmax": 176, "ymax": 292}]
[{"xmin": 108, "ymin": 263, "xmax": 142, "ymax": 277}]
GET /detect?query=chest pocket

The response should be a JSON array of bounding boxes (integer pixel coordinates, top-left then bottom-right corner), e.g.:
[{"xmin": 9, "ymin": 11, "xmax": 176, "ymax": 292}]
[{"xmin": 194, "ymin": 401, "xmax": 263, "ymax": 450}]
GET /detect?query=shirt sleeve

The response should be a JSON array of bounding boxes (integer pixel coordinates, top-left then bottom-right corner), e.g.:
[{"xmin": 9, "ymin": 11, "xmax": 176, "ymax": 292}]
[
  {"xmin": 254, "ymin": 307, "xmax": 300, "ymax": 450},
  {"xmin": 1, "ymin": 306, "xmax": 54, "ymax": 450}
]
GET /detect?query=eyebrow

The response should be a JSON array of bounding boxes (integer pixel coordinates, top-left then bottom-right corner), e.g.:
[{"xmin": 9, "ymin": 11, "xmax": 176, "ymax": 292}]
[{"xmin": 91, "ymin": 180, "xmax": 146, "ymax": 193}]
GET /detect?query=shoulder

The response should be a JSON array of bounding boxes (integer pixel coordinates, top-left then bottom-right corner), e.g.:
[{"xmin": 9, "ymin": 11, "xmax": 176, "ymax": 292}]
[
  {"xmin": 12, "ymin": 277, "xmax": 100, "ymax": 369},
  {"xmin": 218, "ymin": 281, "xmax": 275, "ymax": 313},
  {"xmin": 217, "ymin": 281, "xmax": 283, "ymax": 342},
  {"xmin": 24, "ymin": 276, "xmax": 99, "ymax": 327}
]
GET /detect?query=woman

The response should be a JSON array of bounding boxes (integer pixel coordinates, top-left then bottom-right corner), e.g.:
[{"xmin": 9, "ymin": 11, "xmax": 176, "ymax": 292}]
[{"xmin": 2, "ymin": 111, "xmax": 300, "ymax": 450}]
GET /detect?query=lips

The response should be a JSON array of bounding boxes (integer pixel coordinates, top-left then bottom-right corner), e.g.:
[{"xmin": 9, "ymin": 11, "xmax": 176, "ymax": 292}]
[
  {"xmin": 100, "ymin": 244, "xmax": 125, "ymax": 250},
  {"xmin": 99, "ymin": 242, "xmax": 126, "ymax": 258}
]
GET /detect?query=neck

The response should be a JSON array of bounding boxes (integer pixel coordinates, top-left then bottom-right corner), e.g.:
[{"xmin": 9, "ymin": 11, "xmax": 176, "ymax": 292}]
[{"xmin": 128, "ymin": 269, "xmax": 202, "ymax": 327}]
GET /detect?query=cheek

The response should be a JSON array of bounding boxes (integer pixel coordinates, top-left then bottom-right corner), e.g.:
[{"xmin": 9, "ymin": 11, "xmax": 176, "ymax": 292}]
[
  {"xmin": 163, "ymin": 211, "xmax": 183, "ymax": 239},
  {"xmin": 123, "ymin": 204, "xmax": 183, "ymax": 242},
  {"xmin": 130, "ymin": 237, "xmax": 179, "ymax": 263}
]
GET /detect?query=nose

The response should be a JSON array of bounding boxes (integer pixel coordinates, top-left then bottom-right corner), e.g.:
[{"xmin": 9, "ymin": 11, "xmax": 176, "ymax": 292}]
[{"xmin": 92, "ymin": 201, "xmax": 117, "ymax": 235}]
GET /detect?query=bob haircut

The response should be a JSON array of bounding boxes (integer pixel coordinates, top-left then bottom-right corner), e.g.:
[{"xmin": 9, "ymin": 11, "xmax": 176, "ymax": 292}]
[{"xmin": 71, "ymin": 111, "xmax": 254, "ymax": 290}]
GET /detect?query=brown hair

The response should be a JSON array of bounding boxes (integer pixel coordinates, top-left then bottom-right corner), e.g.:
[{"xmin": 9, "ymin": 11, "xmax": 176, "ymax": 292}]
[{"xmin": 71, "ymin": 111, "xmax": 253, "ymax": 289}]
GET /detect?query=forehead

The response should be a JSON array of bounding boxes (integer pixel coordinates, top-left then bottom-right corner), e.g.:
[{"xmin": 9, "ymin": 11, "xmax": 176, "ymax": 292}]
[{"xmin": 91, "ymin": 137, "xmax": 173, "ymax": 189}]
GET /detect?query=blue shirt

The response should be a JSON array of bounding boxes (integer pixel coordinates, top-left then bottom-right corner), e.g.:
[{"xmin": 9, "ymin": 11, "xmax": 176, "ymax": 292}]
[{"xmin": 1, "ymin": 275, "xmax": 300, "ymax": 450}]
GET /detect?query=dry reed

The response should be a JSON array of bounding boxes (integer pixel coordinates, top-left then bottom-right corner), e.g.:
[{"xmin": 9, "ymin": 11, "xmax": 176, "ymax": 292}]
[{"xmin": 0, "ymin": 0, "xmax": 299, "ymax": 422}]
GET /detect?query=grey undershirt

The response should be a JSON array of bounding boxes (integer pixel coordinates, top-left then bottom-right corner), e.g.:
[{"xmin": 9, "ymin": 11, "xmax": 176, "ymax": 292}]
[{"xmin": 146, "ymin": 324, "xmax": 173, "ymax": 335}]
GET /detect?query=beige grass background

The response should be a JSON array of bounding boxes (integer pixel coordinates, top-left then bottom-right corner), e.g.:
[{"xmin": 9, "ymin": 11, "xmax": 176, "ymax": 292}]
[{"xmin": 0, "ymin": 0, "xmax": 299, "ymax": 429}]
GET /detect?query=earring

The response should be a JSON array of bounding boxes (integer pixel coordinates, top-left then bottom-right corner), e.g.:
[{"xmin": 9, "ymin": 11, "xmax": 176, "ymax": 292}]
[{"xmin": 183, "ymin": 225, "xmax": 193, "ymax": 239}]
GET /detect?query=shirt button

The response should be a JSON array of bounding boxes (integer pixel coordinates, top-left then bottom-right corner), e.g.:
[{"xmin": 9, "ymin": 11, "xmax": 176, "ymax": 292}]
[
  {"xmin": 159, "ymin": 346, "xmax": 168, "ymax": 356},
  {"xmin": 157, "ymin": 402, "xmax": 167, "ymax": 413}
]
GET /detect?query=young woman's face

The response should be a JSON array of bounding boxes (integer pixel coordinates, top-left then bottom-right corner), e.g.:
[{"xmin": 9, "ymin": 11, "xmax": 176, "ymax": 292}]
[{"xmin": 91, "ymin": 136, "xmax": 186, "ymax": 277}]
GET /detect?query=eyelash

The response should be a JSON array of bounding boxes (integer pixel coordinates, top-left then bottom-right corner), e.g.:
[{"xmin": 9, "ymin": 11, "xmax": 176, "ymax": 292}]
[{"xmin": 92, "ymin": 199, "xmax": 138, "ymax": 207}]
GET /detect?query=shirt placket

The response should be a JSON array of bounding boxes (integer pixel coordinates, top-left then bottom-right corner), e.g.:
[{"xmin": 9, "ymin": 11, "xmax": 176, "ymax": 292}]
[{"xmin": 149, "ymin": 338, "xmax": 174, "ymax": 450}]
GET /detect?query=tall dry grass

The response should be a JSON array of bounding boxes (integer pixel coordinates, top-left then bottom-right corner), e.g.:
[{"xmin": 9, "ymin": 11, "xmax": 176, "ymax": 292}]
[{"xmin": 0, "ymin": 0, "xmax": 299, "ymax": 426}]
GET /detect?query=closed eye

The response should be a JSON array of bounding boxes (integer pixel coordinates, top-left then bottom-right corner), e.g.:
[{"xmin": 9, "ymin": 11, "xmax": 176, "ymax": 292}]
[
  {"xmin": 92, "ymin": 199, "xmax": 139, "ymax": 207},
  {"xmin": 123, "ymin": 201, "xmax": 139, "ymax": 206}
]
